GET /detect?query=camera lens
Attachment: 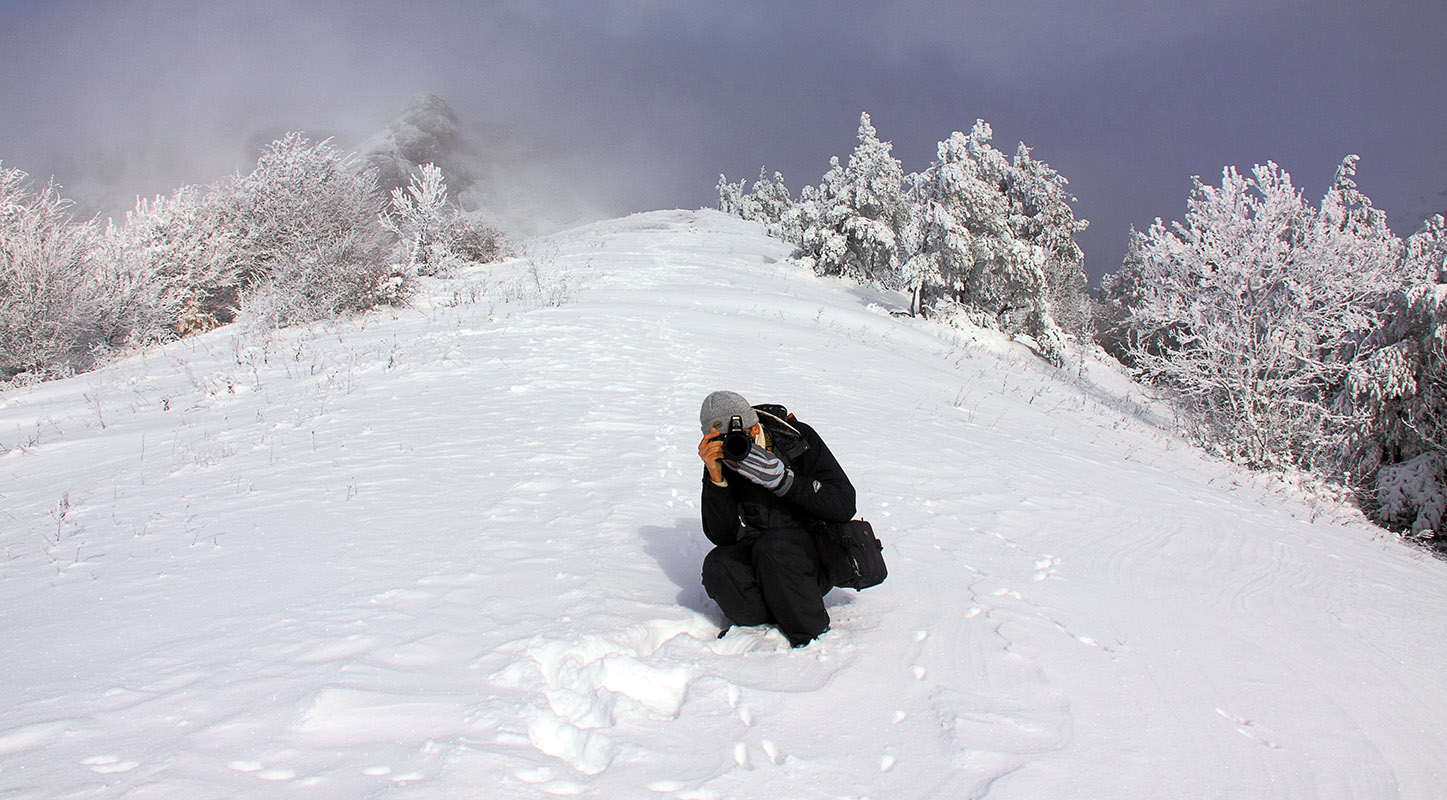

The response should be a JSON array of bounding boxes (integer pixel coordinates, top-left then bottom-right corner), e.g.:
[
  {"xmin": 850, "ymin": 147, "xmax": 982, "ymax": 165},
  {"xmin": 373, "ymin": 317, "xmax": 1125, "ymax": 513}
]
[{"xmin": 721, "ymin": 431, "xmax": 752, "ymax": 461}]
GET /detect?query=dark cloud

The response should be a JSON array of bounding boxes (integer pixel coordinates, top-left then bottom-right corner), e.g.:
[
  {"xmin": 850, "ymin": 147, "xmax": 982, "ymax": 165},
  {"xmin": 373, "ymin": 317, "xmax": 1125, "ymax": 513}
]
[{"xmin": 2, "ymin": 0, "xmax": 1444, "ymax": 281}]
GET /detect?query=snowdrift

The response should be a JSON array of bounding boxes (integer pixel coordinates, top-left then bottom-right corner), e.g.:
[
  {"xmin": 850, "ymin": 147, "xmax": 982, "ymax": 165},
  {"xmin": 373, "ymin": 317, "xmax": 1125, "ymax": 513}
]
[{"xmin": 1, "ymin": 210, "xmax": 1444, "ymax": 799}]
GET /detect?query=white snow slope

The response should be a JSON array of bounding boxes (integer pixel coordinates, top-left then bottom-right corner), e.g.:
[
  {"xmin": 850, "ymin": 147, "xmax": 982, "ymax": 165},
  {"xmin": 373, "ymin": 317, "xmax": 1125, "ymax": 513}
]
[{"xmin": 2, "ymin": 210, "xmax": 1444, "ymax": 799}]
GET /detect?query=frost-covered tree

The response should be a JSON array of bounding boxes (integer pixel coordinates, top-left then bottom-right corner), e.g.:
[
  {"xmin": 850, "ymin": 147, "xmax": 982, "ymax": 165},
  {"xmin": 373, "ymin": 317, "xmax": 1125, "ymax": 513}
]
[
  {"xmin": 1, "ymin": 163, "xmax": 188, "ymax": 380},
  {"xmin": 380, "ymin": 162, "xmax": 505, "ymax": 277},
  {"xmin": 905, "ymin": 122, "xmax": 1065, "ymax": 361},
  {"xmin": 384, "ymin": 161, "xmax": 451, "ymax": 273},
  {"xmin": 747, "ymin": 168, "xmax": 792, "ymax": 231},
  {"xmin": 104, "ymin": 186, "xmax": 215, "ymax": 335},
  {"xmin": 1120, "ymin": 159, "xmax": 1407, "ymax": 468},
  {"xmin": 0, "ymin": 165, "xmax": 110, "ymax": 379},
  {"xmin": 1003, "ymin": 142, "xmax": 1091, "ymax": 339},
  {"xmin": 715, "ymin": 113, "xmax": 1087, "ymax": 363},
  {"xmin": 777, "ymin": 114, "xmax": 912, "ymax": 285},
  {"xmin": 1328, "ymin": 214, "xmax": 1447, "ymax": 535},
  {"xmin": 0, "ymin": 164, "xmax": 188, "ymax": 381},
  {"xmin": 784, "ymin": 158, "xmax": 848, "ymax": 275},
  {"xmin": 827, "ymin": 112, "xmax": 912, "ymax": 284},
  {"xmin": 378, "ymin": 162, "xmax": 499, "ymax": 276},
  {"xmin": 717, "ymin": 168, "xmax": 791, "ymax": 233},
  {"xmin": 1094, "ymin": 228, "xmax": 1150, "ymax": 364},
  {"xmin": 205, "ymin": 133, "xmax": 402, "ymax": 325},
  {"xmin": 717, "ymin": 175, "xmax": 747, "ymax": 217}
]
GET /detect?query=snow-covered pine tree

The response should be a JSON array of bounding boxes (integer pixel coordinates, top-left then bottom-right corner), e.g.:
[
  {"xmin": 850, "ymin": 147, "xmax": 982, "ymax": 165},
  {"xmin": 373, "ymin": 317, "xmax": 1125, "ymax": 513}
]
[
  {"xmin": 716, "ymin": 168, "xmax": 791, "ymax": 234},
  {"xmin": 710, "ymin": 114, "xmax": 1085, "ymax": 359},
  {"xmin": 787, "ymin": 157, "xmax": 848, "ymax": 276},
  {"xmin": 747, "ymin": 168, "xmax": 792, "ymax": 231},
  {"xmin": 1003, "ymin": 142, "xmax": 1091, "ymax": 340},
  {"xmin": 1094, "ymin": 228, "xmax": 1151, "ymax": 365},
  {"xmin": 1329, "ymin": 214, "xmax": 1447, "ymax": 536},
  {"xmin": 904, "ymin": 122, "xmax": 1064, "ymax": 361},
  {"xmin": 833, "ymin": 112, "xmax": 910, "ymax": 285},
  {"xmin": 717, "ymin": 175, "xmax": 747, "ymax": 217}
]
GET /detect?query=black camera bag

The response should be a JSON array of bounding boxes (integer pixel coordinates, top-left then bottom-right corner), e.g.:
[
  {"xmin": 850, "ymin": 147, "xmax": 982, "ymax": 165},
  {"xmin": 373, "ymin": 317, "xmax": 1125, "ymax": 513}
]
[{"xmin": 812, "ymin": 519, "xmax": 887, "ymax": 591}]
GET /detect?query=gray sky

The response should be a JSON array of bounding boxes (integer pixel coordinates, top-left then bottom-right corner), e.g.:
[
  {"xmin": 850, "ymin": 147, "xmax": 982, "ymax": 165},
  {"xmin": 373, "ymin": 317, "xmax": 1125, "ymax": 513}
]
[{"xmin": 2, "ymin": 0, "xmax": 1444, "ymax": 282}]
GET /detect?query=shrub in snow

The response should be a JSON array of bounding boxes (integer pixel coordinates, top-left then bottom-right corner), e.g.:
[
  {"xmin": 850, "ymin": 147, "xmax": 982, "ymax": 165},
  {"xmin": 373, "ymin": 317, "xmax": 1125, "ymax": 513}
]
[
  {"xmin": 103, "ymin": 186, "xmax": 214, "ymax": 335},
  {"xmin": 241, "ymin": 230, "xmax": 409, "ymax": 329},
  {"xmin": 1374, "ymin": 452, "xmax": 1446, "ymax": 538},
  {"xmin": 380, "ymin": 162, "xmax": 505, "ymax": 277},
  {"xmin": 0, "ymin": 165, "xmax": 177, "ymax": 381},
  {"xmin": 0, "ymin": 166, "xmax": 103, "ymax": 379},
  {"xmin": 205, "ymin": 133, "xmax": 401, "ymax": 325}
]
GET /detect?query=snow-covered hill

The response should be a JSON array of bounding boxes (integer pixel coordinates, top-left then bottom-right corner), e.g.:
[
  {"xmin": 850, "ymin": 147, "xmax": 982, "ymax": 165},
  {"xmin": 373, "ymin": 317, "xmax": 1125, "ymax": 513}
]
[{"xmin": 2, "ymin": 210, "xmax": 1444, "ymax": 799}]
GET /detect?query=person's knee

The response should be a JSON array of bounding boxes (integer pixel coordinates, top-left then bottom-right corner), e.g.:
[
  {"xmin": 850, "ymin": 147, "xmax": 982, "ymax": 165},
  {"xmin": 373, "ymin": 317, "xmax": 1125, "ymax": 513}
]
[
  {"xmin": 702, "ymin": 545, "xmax": 751, "ymax": 594},
  {"xmin": 700, "ymin": 548, "xmax": 727, "ymax": 592}
]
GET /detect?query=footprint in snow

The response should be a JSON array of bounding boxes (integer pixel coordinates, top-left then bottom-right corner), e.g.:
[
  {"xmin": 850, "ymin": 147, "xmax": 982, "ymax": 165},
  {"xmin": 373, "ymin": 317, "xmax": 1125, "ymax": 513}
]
[
  {"xmin": 227, "ymin": 760, "xmax": 296, "ymax": 781},
  {"xmin": 83, "ymin": 755, "xmax": 139, "ymax": 774},
  {"xmin": 491, "ymin": 616, "xmax": 713, "ymax": 775},
  {"xmin": 1033, "ymin": 555, "xmax": 1060, "ymax": 582}
]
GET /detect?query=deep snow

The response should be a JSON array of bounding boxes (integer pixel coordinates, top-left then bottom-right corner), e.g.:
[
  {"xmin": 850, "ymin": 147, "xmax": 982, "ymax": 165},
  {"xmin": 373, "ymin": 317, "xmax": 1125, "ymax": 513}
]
[{"xmin": 1, "ymin": 210, "xmax": 1444, "ymax": 799}]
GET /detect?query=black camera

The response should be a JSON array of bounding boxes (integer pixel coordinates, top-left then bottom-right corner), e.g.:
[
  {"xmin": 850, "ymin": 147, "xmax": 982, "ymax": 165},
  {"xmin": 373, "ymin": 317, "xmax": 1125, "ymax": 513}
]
[{"xmin": 715, "ymin": 415, "xmax": 754, "ymax": 461}]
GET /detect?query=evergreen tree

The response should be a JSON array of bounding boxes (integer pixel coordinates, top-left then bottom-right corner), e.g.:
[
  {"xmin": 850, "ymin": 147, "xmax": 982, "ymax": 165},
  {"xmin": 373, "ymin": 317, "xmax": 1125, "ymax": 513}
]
[
  {"xmin": 1094, "ymin": 228, "xmax": 1150, "ymax": 364},
  {"xmin": 1329, "ymin": 214, "xmax": 1447, "ymax": 535},
  {"xmin": 716, "ymin": 174, "xmax": 747, "ymax": 217},
  {"xmin": 746, "ymin": 168, "xmax": 792, "ymax": 231},
  {"xmin": 835, "ymin": 112, "xmax": 910, "ymax": 284},
  {"xmin": 714, "ymin": 113, "xmax": 1087, "ymax": 363},
  {"xmin": 1004, "ymin": 142, "xmax": 1090, "ymax": 339},
  {"xmin": 787, "ymin": 158, "xmax": 848, "ymax": 276},
  {"xmin": 905, "ymin": 122, "xmax": 1064, "ymax": 361}
]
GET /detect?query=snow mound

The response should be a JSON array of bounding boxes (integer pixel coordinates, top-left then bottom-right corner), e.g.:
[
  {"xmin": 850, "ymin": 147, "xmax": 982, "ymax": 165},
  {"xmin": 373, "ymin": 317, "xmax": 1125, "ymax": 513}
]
[{"xmin": 1, "ymin": 209, "xmax": 1444, "ymax": 798}]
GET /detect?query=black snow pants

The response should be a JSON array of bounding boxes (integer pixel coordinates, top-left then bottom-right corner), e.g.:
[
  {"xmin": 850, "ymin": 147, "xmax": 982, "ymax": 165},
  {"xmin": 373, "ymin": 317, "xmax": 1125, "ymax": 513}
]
[{"xmin": 701, "ymin": 525, "xmax": 832, "ymax": 647}]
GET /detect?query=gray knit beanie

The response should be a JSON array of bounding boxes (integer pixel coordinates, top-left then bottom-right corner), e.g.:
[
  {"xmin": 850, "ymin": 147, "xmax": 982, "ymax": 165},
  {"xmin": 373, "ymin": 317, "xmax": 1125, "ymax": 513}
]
[{"xmin": 699, "ymin": 390, "xmax": 758, "ymax": 434}]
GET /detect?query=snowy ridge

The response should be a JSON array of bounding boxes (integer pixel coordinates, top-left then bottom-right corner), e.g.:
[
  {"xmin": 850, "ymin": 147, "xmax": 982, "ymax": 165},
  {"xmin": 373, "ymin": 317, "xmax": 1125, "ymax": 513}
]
[{"xmin": 1, "ymin": 210, "xmax": 1444, "ymax": 798}]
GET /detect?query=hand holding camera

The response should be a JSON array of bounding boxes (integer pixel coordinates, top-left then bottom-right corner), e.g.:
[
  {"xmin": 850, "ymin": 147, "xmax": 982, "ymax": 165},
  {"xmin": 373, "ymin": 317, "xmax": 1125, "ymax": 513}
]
[{"xmin": 699, "ymin": 415, "xmax": 792, "ymax": 493}]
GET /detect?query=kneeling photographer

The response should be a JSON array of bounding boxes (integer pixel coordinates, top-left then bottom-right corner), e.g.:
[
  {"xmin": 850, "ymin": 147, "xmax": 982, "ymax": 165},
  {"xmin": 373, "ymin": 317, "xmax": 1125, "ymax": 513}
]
[{"xmin": 696, "ymin": 390, "xmax": 858, "ymax": 648}]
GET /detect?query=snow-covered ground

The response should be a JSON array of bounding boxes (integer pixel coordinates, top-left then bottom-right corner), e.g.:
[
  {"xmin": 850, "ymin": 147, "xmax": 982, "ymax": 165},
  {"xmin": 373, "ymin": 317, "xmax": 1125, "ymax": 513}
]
[{"xmin": 2, "ymin": 209, "xmax": 1444, "ymax": 799}]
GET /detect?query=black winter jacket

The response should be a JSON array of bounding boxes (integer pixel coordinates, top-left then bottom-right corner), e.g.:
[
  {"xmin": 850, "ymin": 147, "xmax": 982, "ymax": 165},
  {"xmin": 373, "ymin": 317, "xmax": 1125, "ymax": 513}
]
[{"xmin": 700, "ymin": 416, "xmax": 856, "ymax": 547}]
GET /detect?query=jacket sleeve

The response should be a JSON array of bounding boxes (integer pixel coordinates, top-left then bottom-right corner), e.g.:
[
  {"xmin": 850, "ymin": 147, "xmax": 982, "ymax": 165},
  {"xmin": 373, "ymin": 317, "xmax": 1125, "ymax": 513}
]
[
  {"xmin": 700, "ymin": 473, "xmax": 742, "ymax": 546},
  {"xmin": 778, "ymin": 424, "xmax": 857, "ymax": 522}
]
